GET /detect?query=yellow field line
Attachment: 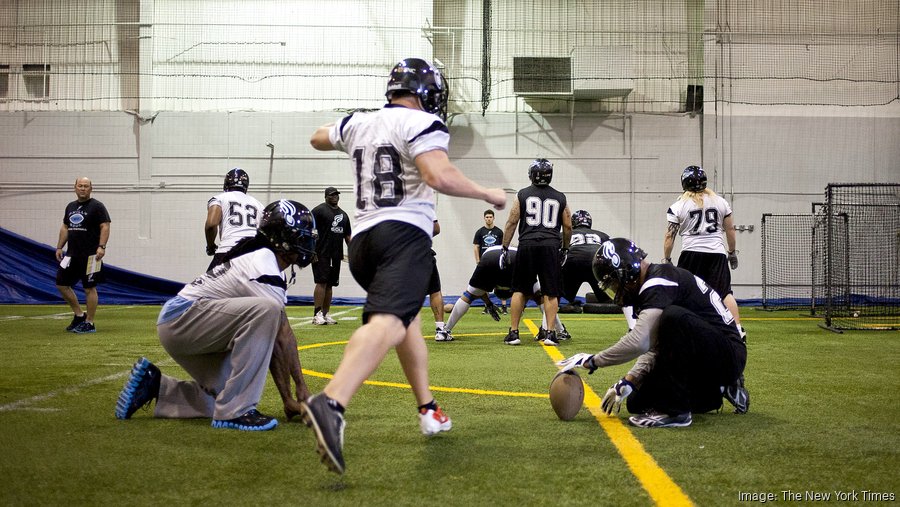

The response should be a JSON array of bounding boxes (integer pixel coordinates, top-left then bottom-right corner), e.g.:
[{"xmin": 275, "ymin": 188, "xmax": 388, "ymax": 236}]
[{"xmin": 525, "ymin": 319, "xmax": 694, "ymax": 507}]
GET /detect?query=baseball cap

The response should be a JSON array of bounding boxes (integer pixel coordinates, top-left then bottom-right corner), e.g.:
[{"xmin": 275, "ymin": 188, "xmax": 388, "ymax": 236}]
[{"xmin": 325, "ymin": 186, "xmax": 340, "ymax": 196}]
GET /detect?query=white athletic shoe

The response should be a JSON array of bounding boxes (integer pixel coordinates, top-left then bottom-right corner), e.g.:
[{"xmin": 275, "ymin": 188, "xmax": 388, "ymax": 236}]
[
  {"xmin": 419, "ymin": 407, "xmax": 452, "ymax": 435},
  {"xmin": 324, "ymin": 314, "xmax": 338, "ymax": 325},
  {"xmin": 312, "ymin": 311, "xmax": 327, "ymax": 325},
  {"xmin": 435, "ymin": 329, "xmax": 454, "ymax": 342}
]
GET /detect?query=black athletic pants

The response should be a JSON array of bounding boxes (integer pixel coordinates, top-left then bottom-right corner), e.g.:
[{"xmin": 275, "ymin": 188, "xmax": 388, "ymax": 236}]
[{"xmin": 627, "ymin": 305, "xmax": 746, "ymax": 416}]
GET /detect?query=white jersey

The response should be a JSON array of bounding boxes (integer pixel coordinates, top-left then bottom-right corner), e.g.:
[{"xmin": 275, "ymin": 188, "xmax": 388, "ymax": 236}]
[
  {"xmin": 666, "ymin": 192, "xmax": 733, "ymax": 254},
  {"xmin": 178, "ymin": 248, "xmax": 287, "ymax": 306},
  {"xmin": 208, "ymin": 190, "xmax": 264, "ymax": 253},
  {"xmin": 328, "ymin": 104, "xmax": 449, "ymax": 237}
]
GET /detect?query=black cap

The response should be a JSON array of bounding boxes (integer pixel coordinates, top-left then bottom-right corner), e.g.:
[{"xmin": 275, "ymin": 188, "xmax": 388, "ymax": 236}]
[{"xmin": 325, "ymin": 186, "xmax": 340, "ymax": 196}]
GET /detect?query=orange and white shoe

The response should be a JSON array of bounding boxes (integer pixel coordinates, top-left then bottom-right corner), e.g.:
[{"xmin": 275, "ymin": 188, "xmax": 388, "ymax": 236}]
[{"xmin": 419, "ymin": 406, "xmax": 452, "ymax": 435}]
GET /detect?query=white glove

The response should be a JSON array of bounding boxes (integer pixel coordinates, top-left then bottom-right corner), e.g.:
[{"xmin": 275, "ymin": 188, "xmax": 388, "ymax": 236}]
[
  {"xmin": 728, "ymin": 251, "xmax": 739, "ymax": 270},
  {"xmin": 601, "ymin": 378, "xmax": 634, "ymax": 415},
  {"xmin": 661, "ymin": 257, "xmax": 672, "ymax": 264},
  {"xmin": 556, "ymin": 353, "xmax": 597, "ymax": 374}
]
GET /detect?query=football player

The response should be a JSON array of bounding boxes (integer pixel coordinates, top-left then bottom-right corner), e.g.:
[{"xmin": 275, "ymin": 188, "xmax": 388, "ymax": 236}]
[
  {"xmin": 205, "ymin": 168, "xmax": 264, "ymax": 270},
  {"xmin": 662, "ymin": 165, "xmax": 743, "ymax": 335},
  {"xmin": 116, "ymin": 200, "xmax": 317, "ymax": 431},
  {"xmin": 557, "ymin": 238, "xmax": 749, "ymax": 428},
  {"xmin": 501, "ymin": 158, "xmax": 572, "ymax": 346},
  {"xmin": 304, "ymin": 57, "xmax": 506, "ymax": 474}
]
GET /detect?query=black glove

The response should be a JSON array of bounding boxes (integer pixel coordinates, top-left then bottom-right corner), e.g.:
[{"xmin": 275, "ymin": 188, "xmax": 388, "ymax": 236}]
[
  {"xmin": 206, "ymin": 245, "xmax": 217, "ymax": 256},
  {"xmin": 559, "ymin": 248, "xmax": 569, "ymax": 267},
  {"xmin": 728, "ymin": 250, "xmax": 739, "ymax": 270},
  {"xmin": 499, "ymin": 247, "xmax": 511, "ymax": 270}
]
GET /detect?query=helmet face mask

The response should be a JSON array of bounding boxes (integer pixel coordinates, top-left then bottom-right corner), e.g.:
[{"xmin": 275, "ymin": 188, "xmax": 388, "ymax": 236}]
[
  {"xmin": 258, "ymin": 199, "xmax": 317, "ymax": 268},
  {"xmin": 681, "ymin": 165, "xmax": 707, "ymax": 192},
  {"xmin": 385, "ymin": 58, "xmax": 449, "ymax": 120},
  {"xmin": 528, "ymin": 158, "xmax": 553, "ymax": 186},
  {"xmin": 224, "ymin": 168, "xmax": 250, "ymax": 193},
  {"xmin": 572, "ymin": 209, "xmax": 592, "ymax": 229},
  {"xmin": 592, "ymin": 238, "xmax": 647, "ymax": 306}
]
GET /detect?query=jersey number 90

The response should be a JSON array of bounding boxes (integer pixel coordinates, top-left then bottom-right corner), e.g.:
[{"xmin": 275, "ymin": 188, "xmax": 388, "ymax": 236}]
[{"xmin": 524, "ymin": 196, "xmax": 561, "ymax": 228}]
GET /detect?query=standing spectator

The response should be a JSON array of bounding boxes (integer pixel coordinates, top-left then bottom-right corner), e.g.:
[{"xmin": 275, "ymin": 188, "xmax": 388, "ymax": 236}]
[
  {"xmin": 473, "ymin": 209, "xmax": 506, "ymax": 313},
  {"xmin": 311, "ymin": 186, "xmax": 352, "ymax": 325},
  {"xmin": 115, "ymin": 200, "xmax": 317, "ymax": 431},
  {"xmin": 55, "ymin": 177, "xmax": 110, "ymax": 334},
  {"xmin": 557, "ymin": 238, "xmax": 749, "ymax": 428},
  {"xmin": 205, "ymin": 168, "xmax": 263, "ymax": 271},
  {"xmin": 662, "ymin": 165, "xmax": 743, "ymax": 334},
  {"xmin": 306, "ymin": 57, "xmax": 506, "ymax": 474},
  {"xmin": 500, "ymin": 158, "xmax": 571, "ymax": 346}
]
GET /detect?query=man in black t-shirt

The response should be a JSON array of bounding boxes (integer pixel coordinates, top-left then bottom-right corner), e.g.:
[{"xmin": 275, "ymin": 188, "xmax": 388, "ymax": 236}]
[
  {"xmin": 55, "ymin": 177, "xmax": 111, "ymax": 334},
  {"xmin": 557, "ymin": 238, "xmax": 749, "ymax": 428},
  {"xmin": 472, "ymin": 209, "xmax": 506, "ymax": 313},
  {"xmin": 500, "ymin": 158, "xmax": 571, "ymax": 346},
  {"xmin": 311, "ymin": 187, "xmax": 352, "ymax": 325}
]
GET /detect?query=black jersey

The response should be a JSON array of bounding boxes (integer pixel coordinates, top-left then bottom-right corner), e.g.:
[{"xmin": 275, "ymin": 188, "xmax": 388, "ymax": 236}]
[
  {"xmin": 516, "ymin": 185, "xmax": 567, "ymax": 246},
  {"xmin": 62, "ymin": 198, "xmax": 111, "ymax": 256},
  {"xmin": 473, "ymin": 226, "xmax": 503, "ymax": 256},
  {"xmin": 312, "ymin": 203, "xmax": 351, "ymax": 259},
  {"xmin": 568, "ymin": 226, "xmax": 609, "ymax": 264},
  {"xmin": 637, "ymin": 263, "xmax": 741, "ymax": 339}
]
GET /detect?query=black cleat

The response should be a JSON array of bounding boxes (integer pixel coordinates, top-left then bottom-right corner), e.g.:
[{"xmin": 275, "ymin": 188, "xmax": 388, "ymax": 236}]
[
  {"xmin": 300, "ymin": 394, "xmax": 346, "ymax": 475},
  {"xmin": 723, "ymin": 374, "xmax": 750, "ymax": 414},
  {"xmin": 212, "ymin": 409, "xmax": 278, "ymax": 431},
  {"xmin": 503, "ymin": 329, "xmax": 521, "ymax": 346},
  {"xmin": 66, "ymin": 314, "xmax": 86, "ymax": 332}
]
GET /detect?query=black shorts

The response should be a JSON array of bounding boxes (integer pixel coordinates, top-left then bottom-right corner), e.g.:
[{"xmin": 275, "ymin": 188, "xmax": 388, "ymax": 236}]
[
  {"xmin": 511, "ymin": 244, "xmax": 562, "ymax": 297},
  {"xmin": 348, "ymin": 221, "xmax": 432, "ymax": 327},
  {"xmin": 561, "ymin": 250, "xmax": 602, "ymax": 302},
  {"xmin": 677, "ymin": 250, "xmax": 732, "ymax": 297},
  {"xmin": 55, "ymin": 255, "xmax": 104, "ymax": 288},
  {"xmin": 427, "ymin": 254, "xmax": 441, "ymax": 295},
  {"xmin": 312, "ymin": 256, "xmax": 342, "ymax": 286},
  {"xmin": 626, "ymin": 305, "xmax": 746, "ymax": 415}
]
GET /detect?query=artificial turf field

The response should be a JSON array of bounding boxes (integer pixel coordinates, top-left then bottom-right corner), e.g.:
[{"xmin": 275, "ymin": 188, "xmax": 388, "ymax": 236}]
[{"xmin": 1, "ymin": 304, "xmax": 898, "ymax": 506}]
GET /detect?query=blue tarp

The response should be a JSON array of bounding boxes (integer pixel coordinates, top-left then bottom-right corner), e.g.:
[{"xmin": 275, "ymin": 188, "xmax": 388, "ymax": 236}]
[{"xmin": 0, "ymin": 227, "xmax": 185, "ymax": 305}]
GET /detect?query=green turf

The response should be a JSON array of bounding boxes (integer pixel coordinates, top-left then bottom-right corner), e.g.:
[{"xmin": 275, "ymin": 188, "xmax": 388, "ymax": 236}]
[{"xmin": 1, "ymin": 305, "xmax": 898, "ymax": 506}]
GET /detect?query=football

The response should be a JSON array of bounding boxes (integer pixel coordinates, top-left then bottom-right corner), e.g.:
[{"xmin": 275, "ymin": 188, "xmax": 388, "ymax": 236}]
[
  {"xmin": 444, "ymin": 303, "xmax": 454, "ymax": 313},
  {"xmin": 549, "ymin": 370, "xmax": 584, "ymax": 421}
]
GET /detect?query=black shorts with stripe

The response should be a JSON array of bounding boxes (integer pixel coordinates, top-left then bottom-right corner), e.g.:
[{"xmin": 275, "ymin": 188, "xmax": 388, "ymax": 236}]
[
  {"xmin": 56, "ymin": 255, "xmax": 104, "ymax": 288},
  {"xmin": 348, "ymin": 221, "xmax": 433, "ymax": 327}
]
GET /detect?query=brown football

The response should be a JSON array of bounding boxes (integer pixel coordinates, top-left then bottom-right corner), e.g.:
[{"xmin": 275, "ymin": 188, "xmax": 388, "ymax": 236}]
[{"xmin": 549, "ymin": 370, "xmax": 584, "ymax": 421}]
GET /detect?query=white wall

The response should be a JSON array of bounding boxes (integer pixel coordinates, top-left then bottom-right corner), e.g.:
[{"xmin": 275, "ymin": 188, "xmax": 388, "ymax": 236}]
[{"xmin": 2, "ymin": 109, "xmax": 897, "ymax": 302}]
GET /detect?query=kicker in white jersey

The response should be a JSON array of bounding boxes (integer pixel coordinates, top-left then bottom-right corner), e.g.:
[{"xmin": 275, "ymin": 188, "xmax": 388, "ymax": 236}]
[
  {"xmin": 208, "ymin": 190, "xmax": 264, "ymax": 253},
  {"xmin": 666, "ymin": 194, "xmax": 733, "ymax": 254},
  {"xmin": 328, "ymin": 104, "xmax": 449, "ymax": 238}
]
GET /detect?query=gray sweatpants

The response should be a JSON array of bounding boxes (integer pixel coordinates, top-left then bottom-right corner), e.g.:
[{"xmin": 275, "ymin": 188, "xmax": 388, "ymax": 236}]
[{"xmin": 155, "ymin": 297, "xmax": 281, "ymax": 420}]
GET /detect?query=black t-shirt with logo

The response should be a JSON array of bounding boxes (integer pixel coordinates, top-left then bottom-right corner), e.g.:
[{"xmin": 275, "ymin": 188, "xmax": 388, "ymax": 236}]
[
  {"xmin": 516, "ymin": 184, "xmax": 567, "ymax": 246},
  {"xmin": 312, "ymin": 203, "xmax": 351, "ymax": 259},
  {"xmin": 473, "ymin": 226, "xmax": 503, "ymax": 256},
  {"xmin": 63, "ymin": 198, "xmax": 111, "ymax": 256}
]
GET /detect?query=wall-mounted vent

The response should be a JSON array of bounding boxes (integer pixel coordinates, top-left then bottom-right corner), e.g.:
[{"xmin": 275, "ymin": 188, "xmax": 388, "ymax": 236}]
[{"xmin": 513, "ymin": 57, "xmax": 571, "ymax": 95}]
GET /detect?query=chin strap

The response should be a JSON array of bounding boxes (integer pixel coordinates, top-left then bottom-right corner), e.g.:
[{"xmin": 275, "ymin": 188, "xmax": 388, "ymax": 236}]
[{"xmin": 288, "ymin": 266, "xmax": 296, "ymax": 286}]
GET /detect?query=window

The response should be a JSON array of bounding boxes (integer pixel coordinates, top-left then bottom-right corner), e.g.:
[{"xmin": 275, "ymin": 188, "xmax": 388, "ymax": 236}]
[
  {"xmin": 23, "ymin": 64, "xmax": 50, "ymax": 99},
  {"xmin": 0, "ymin": 65, "xmax": 8, "ymax": 98}
]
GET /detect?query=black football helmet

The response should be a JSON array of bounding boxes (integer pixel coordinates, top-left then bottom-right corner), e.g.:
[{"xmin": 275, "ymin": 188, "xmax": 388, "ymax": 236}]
[
  {"xmin": 385, "ymin": 58, "xmax": 449, "ymax": 120},
  {"xmin": 592, "ymin": 238, "xmax": 647, "ymax": 306},
  {"xmin": 258, "ymin": 199, "xmax": 317, "ymax": 268},
  {"xmin": 572, "ymin": 209, "xmax": 592, "ymax": 229},
  {"xmin": 224, "ymin": 168, "xmax": 250, "ymax": 193},
  {"xmin": 681, "ymin": 165, "xmax": 707, "ymax": 192},
  {"xmin": 528, "ymin": 158, "xmax": 553, "ymax": 186}
]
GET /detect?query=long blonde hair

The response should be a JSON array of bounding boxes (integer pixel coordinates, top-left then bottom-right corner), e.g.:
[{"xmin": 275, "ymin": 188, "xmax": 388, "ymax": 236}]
[{"xmin": 680, "ymin": 188, "xmax": 717, "ymax": 207}]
